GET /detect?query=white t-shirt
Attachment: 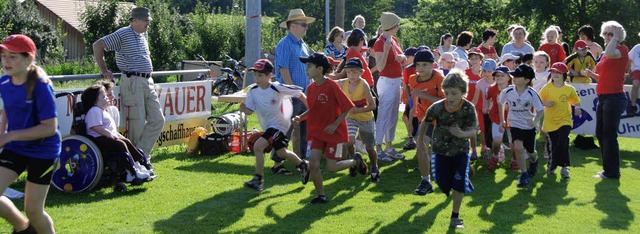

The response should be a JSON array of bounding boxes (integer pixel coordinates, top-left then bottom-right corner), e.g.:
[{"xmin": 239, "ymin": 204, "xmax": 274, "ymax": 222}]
[
  {"xmin": 501, "ymin": 42, "xmax": 535, "ymax": 57},
  {"xmin": 533, "ymin": 70, "xmax": 550, "ymax": 92},
  {"xmin": 85, "ymin": 106, "xmax": 118, "ymax": 138},
  {"xmin": 245, "ymin": 82, "xmax": 304, "ymax": 133},
  {"xmin": 629, "ymin": 44, "xmax": 640, "ymax": 71},
  {"xmin": 107, "ymin": 105, "xmax": 120, "ymax": 127},
  {"xmin": 498, "ymin": 86, "xmax": 544, "ymax": 130},
  {"xmin": 437, "ymin": 45, "xmax": 456, "ymax": 54},
  {"xmin": 476, "ymin": 78, "xmax": 494, "ymax": 109}
]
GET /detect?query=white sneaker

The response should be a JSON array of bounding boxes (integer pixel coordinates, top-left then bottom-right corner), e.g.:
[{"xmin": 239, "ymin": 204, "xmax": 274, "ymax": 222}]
[
  {"xmin": 377, "ymin": 150, "xmax": 393, "ymax": 162},
  {"xmin": 386, "ymin": 148, "xmax": 405, "ymax": 160}
]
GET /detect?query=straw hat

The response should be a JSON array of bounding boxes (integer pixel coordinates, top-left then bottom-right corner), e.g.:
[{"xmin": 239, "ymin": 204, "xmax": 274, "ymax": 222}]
[
  {"xmin": 379, "ymin": 12, "xmax": 401, "ymax": 31},
  {"xmin": 280, "ymin": 9, "xmax": 316, "ymax": 29}
]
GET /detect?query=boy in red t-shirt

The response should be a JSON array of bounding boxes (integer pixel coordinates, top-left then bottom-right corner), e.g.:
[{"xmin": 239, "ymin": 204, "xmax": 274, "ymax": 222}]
[
  {"xmin": 293, "ymin": 53, "xmax": 367, "ymax": 204},
  {"xmin": 465, "ymin": 52, "xmax": 484, "ymax": 160}
]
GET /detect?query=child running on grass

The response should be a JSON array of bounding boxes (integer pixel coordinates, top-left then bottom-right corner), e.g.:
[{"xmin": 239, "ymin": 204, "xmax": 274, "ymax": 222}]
[
  {"xmin": 539, "ymin": 62, "xmax": 581, "ymax": 179},
  {"xmin": 293, "ymin": 53, "xmax": 367, "ymax": 204},
  {"xmin": 239, "ymin": 59, "xmax": 310, "ymax": 191},
  {"xmin": 416, "ymin": 69, "xmax": 476, "ymax": 229},
  {"xmin": 471, "ymin": 59, "xmax": 497, "ymax": 159},
  {"xmin": 338, "ymin": 58, "xmax": 379, "ymax": 182},
  {"xmin": 465, "ymin": 51, "xmax": 485, "ymax": 160},
  {"xmin": 409, "ymin": 50, "xmax": 445, "ymax": 195},
  {"xmin": 486, "ymin": 66, "xmax": 513, "ymax": 170},
  {"xmin": 498, "ymin": 64, "xmax": 544, "ymax": 188}
]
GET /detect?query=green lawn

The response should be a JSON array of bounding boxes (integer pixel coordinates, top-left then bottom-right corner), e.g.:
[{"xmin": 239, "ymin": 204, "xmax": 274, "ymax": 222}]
[{"xmin": 2, "ymin": 107, "xmax": 640, "ymax": 233}]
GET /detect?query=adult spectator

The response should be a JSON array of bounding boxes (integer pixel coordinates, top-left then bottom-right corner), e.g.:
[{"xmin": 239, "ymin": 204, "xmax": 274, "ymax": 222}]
[
  {"xmin": 272, "ymin": 9, "xmax": 315, "ymax": 173},
  {"xmin": 501, "ymin": 25, "xmax": 535, "ymax": 57},
  {"xmin": 581, "ymin": 21, "xmax": 629, "ymax": 179},
  {"xmin": 578, "ymin": 24, "xmax": 604, "ymax": 60},
  {"xmin": 373, "ymin": 12, "xmax": 406, "ymax": 160},
  {"xmin": 454, "ymin": 31, "xmax": 474, "ymax": 61},
  {"xmin": 475, "ymin": 28, "xmax": 499, "ymax": 60},
  {"xmin": 344, "ymin": 15, "xmax": 366, "ymax": 44},
  {"xmin": 437, "ymin": 33, "xmax": 456, "ymax": 55},
  {"xmin": 324, "ymin": 26, "xmax": 348, "ymax": 59},
  {"xmin": 93, "ymin": 7, "xmax": 164, "ymax": 158}
]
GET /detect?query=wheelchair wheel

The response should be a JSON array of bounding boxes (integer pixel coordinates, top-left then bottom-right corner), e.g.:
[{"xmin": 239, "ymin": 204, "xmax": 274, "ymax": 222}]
[{"xmin": 51, "ymin": 135, "xmax": 104, "ymax": 193}]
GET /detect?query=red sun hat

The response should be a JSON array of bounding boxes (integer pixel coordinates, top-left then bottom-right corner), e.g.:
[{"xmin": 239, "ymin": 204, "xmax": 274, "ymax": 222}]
[
  {"xmin": 0, "ymin": 34, "xmax": 36, "ymax": 57},
  {"xmin": 549, "ymin": 62, "xmax": 569, "ymax": 74}
]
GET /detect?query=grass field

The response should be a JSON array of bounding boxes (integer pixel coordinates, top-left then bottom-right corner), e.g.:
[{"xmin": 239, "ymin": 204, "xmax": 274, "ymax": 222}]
[{"xmin": 2, "ymin": 103, "xmax": 640, "ymax": 233}]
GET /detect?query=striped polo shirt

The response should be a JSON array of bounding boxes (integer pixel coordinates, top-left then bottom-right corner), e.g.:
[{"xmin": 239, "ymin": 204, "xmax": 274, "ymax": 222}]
[{"xmin": 101, "ymin": 26, "xmax": 153, "ymax": 73}]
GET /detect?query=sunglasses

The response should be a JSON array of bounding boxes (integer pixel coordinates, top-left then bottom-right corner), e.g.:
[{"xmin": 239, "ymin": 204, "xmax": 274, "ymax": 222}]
[
  {"xmin": 293, "ymin": 22, "xmax": 308, "ymax": 28},
  {"xmin": 603, "ymin": 32, "xmax": 614, "ymax": 37}
]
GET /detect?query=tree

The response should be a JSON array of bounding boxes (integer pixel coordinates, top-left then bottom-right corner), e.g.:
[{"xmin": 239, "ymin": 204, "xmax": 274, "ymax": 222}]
[{"xmin": 80, "ymin": 0, "xmax": 130, "ymax": 70}]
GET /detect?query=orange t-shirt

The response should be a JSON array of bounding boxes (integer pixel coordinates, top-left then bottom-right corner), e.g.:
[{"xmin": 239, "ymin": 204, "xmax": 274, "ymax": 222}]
[{"xmin": 408, "ymin": 71, "xmax": 445, "ymax": 121}]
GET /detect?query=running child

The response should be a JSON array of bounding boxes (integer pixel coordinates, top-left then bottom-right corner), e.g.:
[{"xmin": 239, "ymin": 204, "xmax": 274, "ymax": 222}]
[
  {"xmin": 539, "ymin": 62, "xmax": 581, "ymax": 179},
  {"xmin": 471, "ymin": 59, "xmax": 497, "ymax": 158},
  {"xmin": 338, "ymin": 58, "xmax": 379, "ymax": 182},
  {"xmin": 293, "ymin": 53, "xmax": 367, "ymax": 204},
  {"xmin": 239, "ymin": 59, "xmax": 310, "ymax": 191},
  {"xmin": 486, "ymin": 66, "xmax": 512, "ymax": 170},
  {"xmin": 498, "ymin": 64, "xmax": 544, "ymax": 188},
  {"xmin": 416, "ymin": 69, "xmax": 477, "ymax": 229},
  {"xmin": 409, "ymin": 50, "xmax": 445, "ymax": 195},
  {"xmin": 465, "ymin": 51, "xmax": 484, "ymax": 160}
]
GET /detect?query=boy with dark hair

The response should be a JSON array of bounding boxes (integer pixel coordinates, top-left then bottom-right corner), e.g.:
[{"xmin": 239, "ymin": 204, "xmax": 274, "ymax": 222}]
[
  {"xmin": 293, "ymin": 53, "xmax": 367, "ymax": 204},
  {"xmin": 240, "ymin": 59, "xmax": 310, "ymax": 191},
  {"xmin": 454, "ymin": 31, "xmax": 474, "ymax": 61},
  {"xmin": 475, "ymin": 28, "xmax": 499, "ymax": 60},
  {"xmin": 498, "ymin": 64, "xmax": 544, "ymax": 188},
  {"xmin": 416, "ymin": 69, "xmax": 476, "ymax": 228},
  {"xmin": 565, "ymin": 40, "xmax": 596, "ymax": 83}
]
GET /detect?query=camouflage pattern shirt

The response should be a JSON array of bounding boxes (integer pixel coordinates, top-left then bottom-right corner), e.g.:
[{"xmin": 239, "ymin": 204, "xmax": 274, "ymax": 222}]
[{"xmin": 424, "ymin": 99, "xmax": 478, "ymax": 157}]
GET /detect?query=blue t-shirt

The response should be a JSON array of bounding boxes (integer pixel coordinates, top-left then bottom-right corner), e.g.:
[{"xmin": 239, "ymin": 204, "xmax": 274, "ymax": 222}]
[{"xmin": 0, "ymin": 75, "xmax": 61, "ymax": 159}]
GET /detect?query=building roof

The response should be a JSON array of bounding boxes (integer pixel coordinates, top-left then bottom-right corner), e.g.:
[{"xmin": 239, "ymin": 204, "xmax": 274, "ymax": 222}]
[{"xmin": 36, "ymin": 0, "xmax": 134, "ymax": 31}]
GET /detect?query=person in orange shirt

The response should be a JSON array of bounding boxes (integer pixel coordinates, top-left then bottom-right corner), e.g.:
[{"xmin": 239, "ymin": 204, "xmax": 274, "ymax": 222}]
[{"xmin": 408, "ymin": 50, "xmax": 445, "ymax": 195}]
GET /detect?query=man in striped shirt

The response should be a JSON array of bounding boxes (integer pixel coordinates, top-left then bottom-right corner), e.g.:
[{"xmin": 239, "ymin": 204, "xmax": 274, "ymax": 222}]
[{"xmin": 92, "ymin": 7, "xmax": 165, "ymax": 159}]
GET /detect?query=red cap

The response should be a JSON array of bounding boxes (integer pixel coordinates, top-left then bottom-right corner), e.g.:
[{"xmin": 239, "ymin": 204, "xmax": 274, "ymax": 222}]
[
  {"xmin": 326, "ymin": 56, "xmax": 341, "ymax": 65},
  {"xmin": 573, "ymin": 40, "xmax": 588, "ymax": 50},
  {"xmin": 0, "ymin": 34, "xmax": 36, "ymax": 56},
  {"xmin": 248, "ymin": 59, "xmax": 274, "ymax": 73},
  {"xmin": 549, "ymin": 62, "xmax": 569, "ymax": 74}
]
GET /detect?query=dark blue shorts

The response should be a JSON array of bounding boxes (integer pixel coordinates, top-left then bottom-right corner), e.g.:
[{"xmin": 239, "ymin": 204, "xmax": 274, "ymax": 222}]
[
  {"xmin": 510, "ymin": 127, "xmax": 537, "ymax": 153},
  {"xmin": 262, "ymin": 128, "xmax": 289, "ymax": 150},
  {"xmin": 431, "ymin": 152, "xmax": 474, "ymax": 196},
  {"xmin": 0, "ymin": 149, "xmax": 56, "ymax": 185}
]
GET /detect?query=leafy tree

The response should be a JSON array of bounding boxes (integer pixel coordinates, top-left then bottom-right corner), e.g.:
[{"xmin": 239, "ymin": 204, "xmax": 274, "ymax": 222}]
[
  {"xmin": 80, "ymin": 0, "xmax": 129, "ymax": 71},
  {"xmin": 0, "ymin": 0, "xmax": 63, "ymax": 61}
]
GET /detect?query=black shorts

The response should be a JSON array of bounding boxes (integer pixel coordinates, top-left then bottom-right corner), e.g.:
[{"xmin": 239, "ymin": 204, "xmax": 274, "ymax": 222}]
[
  {"xmin": 510, "ymin": 127, "xmax": 537, "ymax": 153},
  {"xmin": 432, "ymin": 152, "xmax": 474, "ymax": 196},
  {"xmin": 262, "ymin": 128, "xmax": 289, "ymax": 150},
  {"xmin": 0, "ymin": 149, "xmax": 56, "ymax": 185}
]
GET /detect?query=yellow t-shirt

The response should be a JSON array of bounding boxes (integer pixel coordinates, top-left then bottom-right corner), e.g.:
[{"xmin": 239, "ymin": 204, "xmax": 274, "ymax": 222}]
[
  {"xmin": 341, "ymin": 78, "xmax": 374, "ymax": 121},
  {"xmin": 539, "ymin": 83, "xmax": 581, "ymax": 132},
  {"xmin": 566, "ymin": 52, "xmax": 596, "ymax": 83}
]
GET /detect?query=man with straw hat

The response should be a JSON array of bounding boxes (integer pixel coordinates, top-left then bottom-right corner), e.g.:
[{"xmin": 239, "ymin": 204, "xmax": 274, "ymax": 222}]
[
  {"xmin": 271, "ymin": 9, "xmax": 315, "ymax": 174},
  {"xmin": 93, "ymin": 7, "xmax": 164, "ymax": 160}
]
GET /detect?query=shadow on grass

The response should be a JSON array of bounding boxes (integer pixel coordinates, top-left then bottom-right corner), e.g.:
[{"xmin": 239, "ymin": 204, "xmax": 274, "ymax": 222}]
[
  {"xmin": 533, "ymin": 176, "xmax": 574, "ymax": 217},
  {"xmin": 467, "ymin": 171, "xmax": 513, "ymax": 218},
  {"xmin": 377, "ymin": 199, "xmax": 451, "ymax": 233},
  {"xmin": 482, "ymin": 188, "xmax": 535, "ymax": 233},
  {"xmin": 44, "ymin": 186, "xmax": 148, "ymax": 207},
  {"xmin": 594, "ymin": 179, "xmax": 634, "ymax": 230}
]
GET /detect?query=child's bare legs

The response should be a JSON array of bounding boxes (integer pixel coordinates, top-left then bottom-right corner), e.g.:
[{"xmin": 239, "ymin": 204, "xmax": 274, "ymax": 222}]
[
  {"xmin": 514, "ymin": 140, "xmax": 527, "ymax": 173},
  {"xmin": 470, "ymin": 134, "xmax": 478, "ymax": 158},
  {"xmin": 325, "ymin": 157, "xmax": 357, "ymax": 173},
  {"xmin": 347, "ymin": 136, "xmax": 357, "ymax": 157},
  {"xmin": 24, "ymin": 182, "xmax": 55, "ymax": 234},
  {"xmin": 0, "ymin": 168, "xmax": 29, "ymax": 232},
  {"xmin": 366, "ymin": 144, "xmax": 378, "ymax": 168},
  {"xmin": 452, "ymin": 190, "xmax": 464, "ymax": 215},
  {"xmin": 417, "ymin": 136, "xmax": 432, "ymax": 177},
  {"xmin": 254, "ymin": 138, "xmax": 302, "ymax": 176},
  {"xmin": 309, "ymin": 149, "xmax": 325, "ymax": 196}
]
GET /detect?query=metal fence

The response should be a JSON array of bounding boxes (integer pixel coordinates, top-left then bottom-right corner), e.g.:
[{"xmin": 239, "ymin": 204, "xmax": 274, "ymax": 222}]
[{"xmin": 48, "ymin": 69, "xmax": 212, "ymax": 82}]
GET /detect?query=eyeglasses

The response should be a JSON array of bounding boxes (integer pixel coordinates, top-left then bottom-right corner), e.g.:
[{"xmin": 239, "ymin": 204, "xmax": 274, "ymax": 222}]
[
  {"xmin": 292, "ymin": 22, "xmax": 308, "ymax": 28},
  {"xmin": 603, "ymin": 32, "xmax": 613, "ymax": 37}
]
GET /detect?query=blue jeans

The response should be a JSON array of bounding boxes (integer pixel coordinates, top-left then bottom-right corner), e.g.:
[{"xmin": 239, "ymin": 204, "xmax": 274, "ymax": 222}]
[
  {"xmin": 271, "ymin": 98, "xmax": 307, "ymax": 163},
  {"xmin": 595, "ymin": 93, "xmax": 626, "ymax": 178}
]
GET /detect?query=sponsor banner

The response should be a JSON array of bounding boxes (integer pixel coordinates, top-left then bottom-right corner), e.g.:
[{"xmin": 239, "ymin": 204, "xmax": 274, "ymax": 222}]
[
  {"xmin": 570, "ymin": 83, "xmax": 639, "ymax": 138},
  {"xmin": 54, "ymin": 80, "xmax": 212, "ymax": 146}
]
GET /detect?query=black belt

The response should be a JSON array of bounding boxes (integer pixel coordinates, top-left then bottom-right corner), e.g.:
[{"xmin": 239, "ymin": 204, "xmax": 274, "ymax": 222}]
[{"xmin": 124, "ymin": 71, "xmax": 151, "ymax": 78}]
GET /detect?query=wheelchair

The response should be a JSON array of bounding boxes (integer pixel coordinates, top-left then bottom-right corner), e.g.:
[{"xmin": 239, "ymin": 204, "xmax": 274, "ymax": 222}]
[{"xmin": 51, "ymin": 91, "xmax": 151, "ymax": 193}]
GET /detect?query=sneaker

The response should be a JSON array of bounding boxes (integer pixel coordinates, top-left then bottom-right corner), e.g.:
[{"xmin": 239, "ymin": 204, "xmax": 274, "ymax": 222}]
[
  {"xmin": 299, "ymin": 160, "xmax": 310, "ymax": 184},
  {"xmin": 402, "ymin": 138, "xmax": 417, "ymax": 150},
  {"xmin": 355, "ymin": 140, "xmax": 367, "ymax": 154},
  {"xmin": 517, "ymin": 172, "xmax": 530, "ymax": 188},
  {"xmin": 135, "ymin": 162, "xmax": 156, "ymax": 180},
  {"xmin": 308, "ymin": 195, "xmax": 329, "ymax": 204},
  {"xmin": 353, "ymin": 153, "xmax": 369, "ymax": 175},
  {"xmin": 560, "ymin": 167, "xmax": 570, "ymax": 179},
  {"xmin": 593, "ymin": 171, "xmax": 615, "ymax": 179},
  {"xmin": 487, "ymin": 157, "xmax": 499, "ymax": 171},
  {"xmin": 377, "ymin": 150, "xmax": 393, "ymax": 162},
  {"xmin": 271, "ymin": 165, "xmax": 292, "ymax": 175},
  {"xmin": 510, "ymin": 160, "xmax": 519, "ymax": 171},
  {"xmin": 527, "ymin": 159, "xmax": 539, "ymax": 177},
  {"xmin": 370, "ymin": 166, "xmax": 380, "ymax": 182},
  {"xmin": 413, "ymin": 179, "xmax": 434, "ymax": 195},
  {"xmin": 244, "ymin": 177, "xmax": 263, "ymax": 191},
  {"xmin": 470, "ymin": 151, "xmax": 479, "ymax": 161},
  {"xmin": 386, "ymin": 148, "xmax": 405, "ymax": 160},
  {"xmin": 450, "ymin": 218, "xmax": 464, "ymax": 229}
]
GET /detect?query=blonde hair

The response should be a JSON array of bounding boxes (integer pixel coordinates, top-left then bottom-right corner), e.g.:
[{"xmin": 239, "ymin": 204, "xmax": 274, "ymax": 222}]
[
  {"xmin": 533, "ymin": 51, "xmax": 550, "ymax": 69},
  {"xmin": 442, "ymin": 69, "xmax": 469, "ymax": 94},
  {"xmin": 351, "ymin": 15, "xmax": 365, "ymax": 28},
  {"xmin": 510, "ymin": 25, "xmax": 529, "ymax": 41},
  {"xmin": 600, "ymin": 20, "xmax": 626, "ymax": 42},
  {"xmin": 540, "ymin": 26, "xmax": 559, "ymax": 45}
]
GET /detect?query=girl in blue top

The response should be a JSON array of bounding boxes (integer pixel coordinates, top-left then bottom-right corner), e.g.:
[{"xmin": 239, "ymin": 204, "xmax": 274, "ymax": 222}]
[{"xmin": 0, "ymin": 34, "xmax": 60, "ymax": 233}]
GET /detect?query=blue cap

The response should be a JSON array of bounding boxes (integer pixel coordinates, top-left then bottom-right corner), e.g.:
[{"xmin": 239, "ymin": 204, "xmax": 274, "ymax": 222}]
[
  {"xmin": 417, "ymin": 45, "xmax": 430, "ymax": 51},
  {"xmin": 344, "ymin": 58, "xmax": 363, "ymax": 69},
  {"xmin": 404, "ymin": 47, "xmax": 418, "ymax": 56},
  {"xmin": 481, "ymin": 59, "xmax": 497, "ymax": 72},
  {"xmin": 492, "ymin": 66, "xmax": 511, "ymax": 76}
]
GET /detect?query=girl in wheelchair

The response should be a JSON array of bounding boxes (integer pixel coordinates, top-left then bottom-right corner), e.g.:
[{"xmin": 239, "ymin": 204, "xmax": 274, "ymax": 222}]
[{"xmin": 81, "ymin": 85, "xmax": 154, "ymax": 183}]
